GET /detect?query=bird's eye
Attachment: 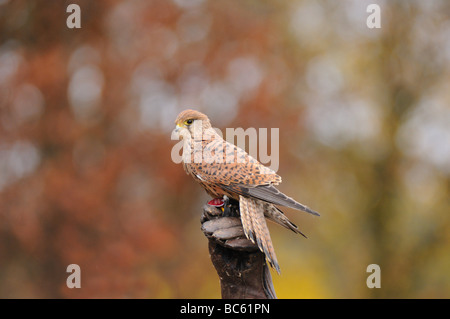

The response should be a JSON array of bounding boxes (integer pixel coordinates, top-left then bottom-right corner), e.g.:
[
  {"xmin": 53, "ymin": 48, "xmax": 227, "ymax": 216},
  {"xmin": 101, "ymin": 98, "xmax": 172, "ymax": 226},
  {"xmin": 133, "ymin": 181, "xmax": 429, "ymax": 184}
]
[{"xmin": 184, "ymin": 119, "xmax": 194, "ymax": 126}]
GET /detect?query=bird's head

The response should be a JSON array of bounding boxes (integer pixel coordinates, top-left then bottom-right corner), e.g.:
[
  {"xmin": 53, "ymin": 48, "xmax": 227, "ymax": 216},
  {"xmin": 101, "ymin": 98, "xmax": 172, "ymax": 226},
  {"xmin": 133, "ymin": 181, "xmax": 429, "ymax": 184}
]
[{"xmin": 174, "ymin": 109, "xmax": 211, "ymax": 139}]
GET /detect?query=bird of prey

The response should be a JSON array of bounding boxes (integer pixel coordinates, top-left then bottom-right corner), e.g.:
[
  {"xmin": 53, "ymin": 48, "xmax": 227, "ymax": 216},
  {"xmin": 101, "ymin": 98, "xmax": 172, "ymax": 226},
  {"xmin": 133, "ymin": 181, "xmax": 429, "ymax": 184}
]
[{"xmin": 173, "ymin": 109, "xmax": 319, "ymax": 273}]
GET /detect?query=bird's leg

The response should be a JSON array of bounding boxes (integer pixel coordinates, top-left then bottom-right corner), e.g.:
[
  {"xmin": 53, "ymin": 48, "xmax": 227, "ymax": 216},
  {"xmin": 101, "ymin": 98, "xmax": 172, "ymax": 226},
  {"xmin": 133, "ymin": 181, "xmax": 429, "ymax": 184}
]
[
  {"xmin": 222, "ymin": 195, "xmax": 232, "ymax": 217},
  {"xmin": 223, "ymin": 195, "xmax": 241, "ymax": 217}
]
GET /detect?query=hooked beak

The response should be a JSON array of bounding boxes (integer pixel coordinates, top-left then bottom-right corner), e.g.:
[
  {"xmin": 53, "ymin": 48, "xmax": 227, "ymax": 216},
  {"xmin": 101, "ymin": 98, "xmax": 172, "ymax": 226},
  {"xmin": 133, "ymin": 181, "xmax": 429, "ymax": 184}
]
[{"xmin": 171, "ymin": 123, "xmax": 183, "ymax": 140}]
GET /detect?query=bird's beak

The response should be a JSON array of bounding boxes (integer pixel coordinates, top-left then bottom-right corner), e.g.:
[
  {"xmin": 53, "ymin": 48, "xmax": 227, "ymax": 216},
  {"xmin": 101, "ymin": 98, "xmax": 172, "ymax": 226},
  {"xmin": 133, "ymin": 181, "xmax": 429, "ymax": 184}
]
[{"xmin": 171, "ymin": 123, "xmax": 183, "ymax": 140}]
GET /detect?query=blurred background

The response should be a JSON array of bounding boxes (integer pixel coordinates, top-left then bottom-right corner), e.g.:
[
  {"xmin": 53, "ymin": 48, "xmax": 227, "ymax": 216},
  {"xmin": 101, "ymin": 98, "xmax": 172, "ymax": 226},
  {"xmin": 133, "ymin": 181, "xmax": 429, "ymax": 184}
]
[{"xmin": 0, "ymin": 0, "xmax": 449, "ymax": 298}]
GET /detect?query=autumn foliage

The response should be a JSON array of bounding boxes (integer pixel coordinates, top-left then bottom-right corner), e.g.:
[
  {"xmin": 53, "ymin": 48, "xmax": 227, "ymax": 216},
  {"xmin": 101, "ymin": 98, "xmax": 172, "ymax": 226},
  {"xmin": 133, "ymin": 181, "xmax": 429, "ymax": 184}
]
[{"xmin": 0, "ymin": 0, "xmax": 449, "ymax": 298}]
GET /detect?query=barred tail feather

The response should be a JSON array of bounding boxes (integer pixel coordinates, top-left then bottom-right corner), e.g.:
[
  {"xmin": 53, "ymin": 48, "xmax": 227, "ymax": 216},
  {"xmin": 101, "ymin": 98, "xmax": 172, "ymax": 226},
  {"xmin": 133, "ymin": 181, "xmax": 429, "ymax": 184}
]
[{"xmin": 239, "ymin": 196, "xmax": 280, "ymax": 274}]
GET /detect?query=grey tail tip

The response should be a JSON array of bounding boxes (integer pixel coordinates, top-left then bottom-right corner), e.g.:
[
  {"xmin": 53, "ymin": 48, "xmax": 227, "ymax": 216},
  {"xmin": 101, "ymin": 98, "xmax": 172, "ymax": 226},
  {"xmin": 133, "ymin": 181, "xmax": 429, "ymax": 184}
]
[
  {"xmin": 265, "ymin": 255, "xmax": 281, "ymax": 274},
  {"xmin": 271, "ymin": 262, "xmax": 281, "ymax": 275},
  {"xmin": 304, "ymin": 205, "xmax": 320, "ymax": 217}
]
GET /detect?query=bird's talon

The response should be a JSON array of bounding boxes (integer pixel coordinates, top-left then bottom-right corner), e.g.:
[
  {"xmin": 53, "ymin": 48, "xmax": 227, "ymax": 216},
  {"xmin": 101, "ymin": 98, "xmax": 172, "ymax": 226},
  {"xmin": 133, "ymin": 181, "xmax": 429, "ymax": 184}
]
[{"xmin": 223, "ymin": 195, "xmax": 232, "ymax": 217}]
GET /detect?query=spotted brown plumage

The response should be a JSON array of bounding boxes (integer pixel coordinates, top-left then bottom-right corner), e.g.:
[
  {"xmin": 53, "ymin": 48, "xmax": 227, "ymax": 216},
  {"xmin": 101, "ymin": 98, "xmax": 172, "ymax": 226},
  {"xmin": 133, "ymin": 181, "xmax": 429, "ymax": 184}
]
[{"xmin": 174, "ymin": 109, "xmax": 319, "ymax": 274}]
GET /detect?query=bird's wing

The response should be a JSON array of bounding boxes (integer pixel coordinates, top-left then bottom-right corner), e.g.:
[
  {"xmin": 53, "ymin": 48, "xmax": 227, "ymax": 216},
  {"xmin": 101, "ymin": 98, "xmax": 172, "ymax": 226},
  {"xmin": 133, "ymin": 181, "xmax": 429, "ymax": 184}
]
[
  {"xmin": 245, "ymin": 184, "xmax": 319, "ymax": 216},
  {"xmin": 186, "ymin": 137, "xmax": 282, "ymax": 186},
  {"xmin": 222, "ymin": 183, "xmax": 319, "ymax": 216},
  {"xmin": 188, "ymin": 137, "xmax": 319, "ymax": 216}
]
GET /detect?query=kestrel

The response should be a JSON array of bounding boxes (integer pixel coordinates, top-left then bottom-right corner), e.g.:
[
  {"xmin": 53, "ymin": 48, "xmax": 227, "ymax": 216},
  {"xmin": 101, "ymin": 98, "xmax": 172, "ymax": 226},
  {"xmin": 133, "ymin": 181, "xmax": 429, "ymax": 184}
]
[{"xmin": 173, "ymin": 109, "xmax": 319, "ymax": 273}]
